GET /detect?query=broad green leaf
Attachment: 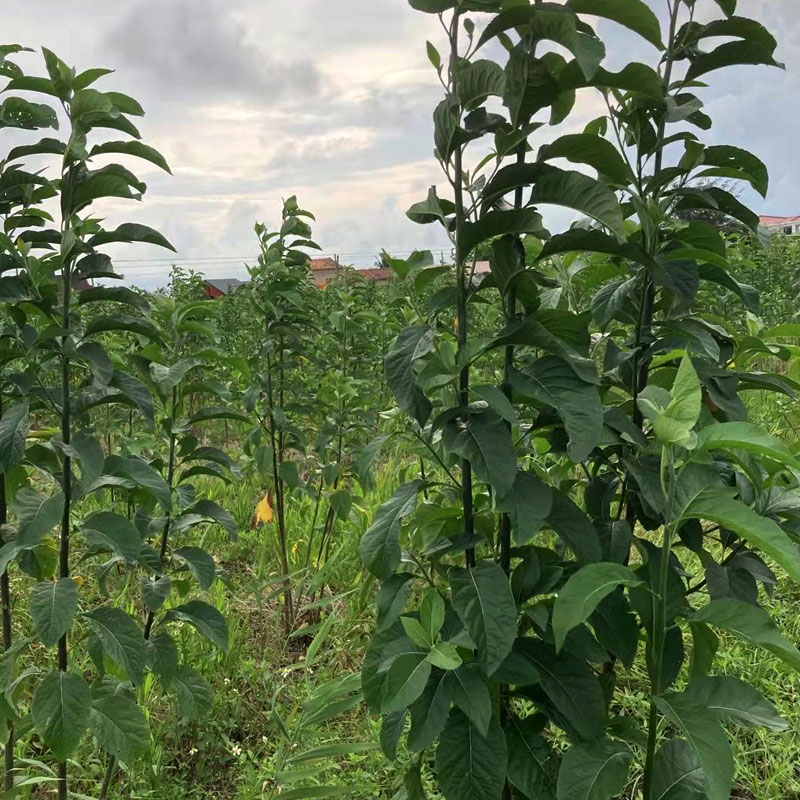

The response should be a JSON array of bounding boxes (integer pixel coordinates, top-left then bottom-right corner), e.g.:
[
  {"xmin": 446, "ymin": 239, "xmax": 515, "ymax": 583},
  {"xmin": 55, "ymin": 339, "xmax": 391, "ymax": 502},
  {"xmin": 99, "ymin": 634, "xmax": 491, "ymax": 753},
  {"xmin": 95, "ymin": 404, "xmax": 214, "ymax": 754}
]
[
  {"xmin": 655, "ymin": 693, "xmax": 733, "ymax": 800},
  {"xmin": 686, "ymin": 40, "xmax": 783, "ymax": 81},
  {"xmin": 651, "ymin": 739, "xmax": 705, "ymax": 800},
  {"xmin": 83, "ymin": 512, "xmax": 141, "ymax": 560},
  {"xmin": 30, "ymin": 578, "xmax": 79, "ymax": 648},
  {"xmin": 383, "ymin": 652, "xmax": 431, "ymax": 713},
  {"xmin": 683, "ymin": 491, "xmax": 800, "ymax": 584},
  {"xmin": 513, "ymin": 357, "xmax": 602, "ymax": 462},
  {"xmin": 693, "ymin": 422, "xmax": 800, "ymax": 473},
  {"xmin": 173, "ymin": 546, "xmax": 216, "ymax": 590},
  {"xmin": 552, "ymin": 563, "xmax": 643, "ymax": 652},
  {"xmin": 568, "ymin": 0, "xmax": 663, "ymax": 49},
  {"xmin": 518, "ymin": 640, "xmax": 606, "ymax": 740},
  {"xmin": 170, "ymin": 665, "xmax": 213, "ymax": 720},
  {"xmin": 691, "ymin": 598, "xmax": 800, "ymax": 673},
  {"xmin": 360, "ymin": 481, "xmax": 423, "ymax": 580},
  {"xmin": 658, "ymin": 353, "xmax": 702, "ymax": 445},
  {"xmin": 145, "ymin": 631, "xmax": 179, "ymax": 686},
  {"xmin": 385, "ymin": 325, "xmax": 434, "ymax": 427},
  {"xmin": 497, "ymin": 471, "xmax": 553, "ymax": 546},
  {"xmin": 449, "ymin": 561, "xmax": 517, "ymax": 676},
  {"xmin": 427, "ymin": 642, "xmax": 461, "ymax": 671},
  {"xmin": 89, "ymin": 692, "xmax": 148, "ymax": 763},
  {"xmin": 140, "ymin": 576, "xmax": 171, "ymax": 613},
  {"xmin": 447, "ymin": 662, "xmax": 492, "ymax": 735},
  {"xmin": 85, "ymin": 606, "xmax": 146, "ymax": 685},
  {"xmin": 31, "ymin": 671, "xmax": 91, "ymax": 760},
  {"xmin": 539, "ymin": 133, "xmax": 630, "ymax": 184},
  {"xmin": 101, "ymin": 455, "xmax": 172, "ymax": 513},
  {"xmin": 687, "ymin": 676, "xmax": 787, "ymax": 731},
  {"xmin": 419, "ymin": 589, "xmax": 445, "ymax": 642},
  {"xmin": 408, "ymin": 670, "xmax": 452, "ymax": 751},
  {"xmin": 163, "ymin": 600, "xmax": 228, "ymax": 651},
  {"xmin": 546, "ymin": 490, "xmax": 602, "ymax": 565},
  {"xmin": 0, "ymin": 400, "xmax": 28, "ymax": 473},
  {"xmin": 482, "ymin": 164, "xmax": 624, "ymax": 238},
  {"xmin": 505, "ymin": 715, "xmax": 551, "ymax": 799},
  {"xmin": 462, "ymin": 208, "xmax": 549, "ymax": 257},
  {"xmin": 13, "ymin": 490, "xmax": 64, "ymax": 549},
  {"xmin": 442, "ymin": 410, "xmax": 517, "ymax": 496},
  {"xmin": 89, "ymin": 140, "xmax": 171, "ymax": 173},
  {"xmin": 87, "ymin": 222, "xmax": 176, "ymax": 251},
  {"xmin": 556, "ymin": 738, "xmax": 632, "ymax": 800},
  {"xmin": 436, "ymin": 710, "xmax": 507, "ymax": 800}
]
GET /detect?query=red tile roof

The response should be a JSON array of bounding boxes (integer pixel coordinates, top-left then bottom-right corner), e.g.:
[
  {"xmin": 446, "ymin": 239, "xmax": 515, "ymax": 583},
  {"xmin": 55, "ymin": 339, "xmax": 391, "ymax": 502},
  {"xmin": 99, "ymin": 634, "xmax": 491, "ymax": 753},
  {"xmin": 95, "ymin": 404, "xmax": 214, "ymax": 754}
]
[
  {"xmin": 760, "ymin": 215, "xmax": 800, "ymax": 226},
  {"xmin": 309, "ymin": 258, "xmax": 338, "ymax": 271}
]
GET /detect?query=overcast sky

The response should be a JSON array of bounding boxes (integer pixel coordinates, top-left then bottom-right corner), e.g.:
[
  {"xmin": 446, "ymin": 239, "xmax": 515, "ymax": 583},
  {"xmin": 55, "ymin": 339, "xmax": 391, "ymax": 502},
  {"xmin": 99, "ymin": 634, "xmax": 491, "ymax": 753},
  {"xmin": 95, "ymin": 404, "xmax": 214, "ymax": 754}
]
[{"xmin": 3, "ymin": 0, "xmax": 797, "ymax": 288}]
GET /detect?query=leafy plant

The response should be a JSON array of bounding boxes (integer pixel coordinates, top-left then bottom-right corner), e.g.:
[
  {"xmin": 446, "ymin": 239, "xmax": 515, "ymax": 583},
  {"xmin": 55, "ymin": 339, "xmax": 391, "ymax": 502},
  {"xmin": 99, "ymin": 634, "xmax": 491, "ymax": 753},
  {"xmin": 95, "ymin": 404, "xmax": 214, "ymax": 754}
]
[{"xmin": 360, "ymin": 2, "xmax": 796, "ymax": 799}]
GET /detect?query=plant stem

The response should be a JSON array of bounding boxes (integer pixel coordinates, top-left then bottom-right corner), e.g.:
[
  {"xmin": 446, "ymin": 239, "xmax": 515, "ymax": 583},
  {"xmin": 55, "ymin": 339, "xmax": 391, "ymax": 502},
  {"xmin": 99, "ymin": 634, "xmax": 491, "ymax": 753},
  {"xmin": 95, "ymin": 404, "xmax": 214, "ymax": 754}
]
[
  {"xmin": 0, "ymin": 391, "xmax": 13, "ymax": 792},
  {"xmin": 57, "ymin": 209, "xmax": 72, "ymax": 800},
  {"xmin": 448, "ymin": 10, "xmax": 475, "ymax": 569},
  {"xmin": 98, "ymin": 755, "xmax": 116, "ymax": 800},
  {"xmin": 643, "ymin": 445, "xmax": 679, "ymax": 799}
]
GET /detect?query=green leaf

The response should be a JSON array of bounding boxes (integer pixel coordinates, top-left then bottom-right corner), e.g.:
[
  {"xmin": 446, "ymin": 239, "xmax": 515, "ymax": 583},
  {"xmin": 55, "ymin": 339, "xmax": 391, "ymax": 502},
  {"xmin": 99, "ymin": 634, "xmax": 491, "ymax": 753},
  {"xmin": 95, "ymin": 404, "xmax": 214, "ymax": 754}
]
[
  {"xmin": 539, "ymin": 133, "xmax": 630, "ymax": 184},
  {"xmin": 505, "ymin": 714, "xmax": 551, "ymax": 799},
  {"xmin": 31, "ymin": 671, "xmax": 91, "ymax": 760},
  {"xmin": 513, "ymin": 357, "xmax": 603, "ymax": 462},
  {"xmin": 690, "ymin": 598, "xmax": 800, "ymax": 673},
  {"xmin": 483, "ymin": 164, "xmax": 624, "ymax": 238},
  {"xmin": 700, "ymin": 144, "xmax": 769, "ymax": 198},
  {"xmin": 655, "ymin": 692, "xmax": 734, "ymax": 800},
  {"xmin": 462, "ymin": 208, "xmax": 549, "ymax": 257},
  {"xmin": 651, "ymin": 353, "xmax": 702, "ymax": 446},
  {"xmin": 568, "ymin": 0, "xmax": 663, "ymax": 49},
  {"xmin": 89, "ymin": 140, "xmax": 171, "ymax": 173},
  {"xmin": 77, "ymin": 286, "xmax": 150, "ymax": 316},
  {"xmin": 85, "ymin": 607, "xmax": 147, "ymax": 685},
  {"xmin": 101, "ymin": 455, "xmax": 172, "ymax": 513},
  {"xmin": 686, "ymin": 40, "xmax": 783, "ymax": 81},
  {"xmin": 449, "ymin": 561, "xmax": 517, "ymax": 676},
  {"xmin": 552, "ymin": 563, "xmax": 643, "ymax": 652},
  {"xmin": 427, "ymin": 642, "xmax": 462, "ymax": 671},
  {"xmin": 173, "ymin": 546, "xmax": 216, "ymax": 590},
  {"xmin": 360, "ymin": 481, "xmax": 423, "ymax": 580},
  {"xmin": 83, "ymin": 512, "xmax": 142, "ymax": 560},
  {"xmin": 447, "ymin": 662, "xmax": 491, "ymax": 735},
  {"xmin": 683, "ymin": 491, "xmax": 800, "ymax": 584},
  {"xmin": 385, "ymin": 326, "xmax": 434, "ymax": 427},
  {"xmin": 84, "ymin": 314, "xmax": 164, "ymax": 346},
  {"xmin": 30, "ymin": 578, "xmax": 79, "ymax": 648},
  {"xmin": 170, "ymin": 665, "xmax": 213, "ymax": 720},
  {"xmin": 383, "ymin": 652, "xmax": 431, "ymax": 713},
  {"xmin": 163, "ymin": 600, "xmax": 228, "ymax": 651},
  {"xmin": 497, "ymin": 471, "xmax": 553, "ymax": 546},
  {"xmin": 14, "ymin": 491, "xmax": 64, "ymax": 549},
  {"xmin": 687, "ymin": 676, "xmax": 787, "ymax": 731},
  {"xmin": 186, "ymin": 406, "xmax": 250, "ymax": 426},
  {"xmin": 89, "ymin": 691, "xmax": 148, "ymax": 764},
  {"xmin": 87, "ymin": 223, "xmax": 175, "ymax": 251},
  {"xmin": 556, "ymin": 738, "xmax": 633, "ymax": 800},
  {"xmin": 419, "ymin": 589, "xmax": 445, "ymax": 642},
  {"xmin": 442, "ymin": 410, "xmax": 517, "ymax": 496},
  {"xmin": 408, "ymin": 671, "xmax": 452, "ymax": 751},
  {"xmin": 546, "ymin": 489, "xmax": 602, "ymax": 565},
  {"xmin": 693, "ymin": 421, "xmax": 800, "ymax": 473},
  {"xmin": 0, "ymin": 400, "xmax": 28, "ymax": 473},
  {"xmin": 436, "ymin": 709, "xmax": 507, "ymax": 800},
  {"xmin": 651, "ymin": 739, "xmax": 705, "ymax": 800},
  {"xmin": 141, "ymin": 577, "xmax": 171, "ymax": 613},
  {"xmin": 145, "ymin": 631, "xmax": 179, "ymax": 686}
]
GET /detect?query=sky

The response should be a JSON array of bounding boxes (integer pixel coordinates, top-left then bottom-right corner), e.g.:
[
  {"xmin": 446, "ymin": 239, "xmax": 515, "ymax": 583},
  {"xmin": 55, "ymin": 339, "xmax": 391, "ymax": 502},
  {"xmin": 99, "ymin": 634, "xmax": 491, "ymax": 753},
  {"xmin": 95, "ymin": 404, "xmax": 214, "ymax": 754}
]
[{"xmin": 3, "ymin": 0, "xmax": 798, "ymax": 288}]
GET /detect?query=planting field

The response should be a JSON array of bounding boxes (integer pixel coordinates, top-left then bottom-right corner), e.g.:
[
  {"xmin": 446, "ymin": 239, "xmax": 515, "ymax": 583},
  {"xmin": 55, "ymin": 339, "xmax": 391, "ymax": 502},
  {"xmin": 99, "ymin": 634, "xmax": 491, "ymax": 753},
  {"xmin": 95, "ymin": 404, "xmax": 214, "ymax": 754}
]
[{"xmin": 2, "ymin": 1, "xmax": 800, "ymax": 799}]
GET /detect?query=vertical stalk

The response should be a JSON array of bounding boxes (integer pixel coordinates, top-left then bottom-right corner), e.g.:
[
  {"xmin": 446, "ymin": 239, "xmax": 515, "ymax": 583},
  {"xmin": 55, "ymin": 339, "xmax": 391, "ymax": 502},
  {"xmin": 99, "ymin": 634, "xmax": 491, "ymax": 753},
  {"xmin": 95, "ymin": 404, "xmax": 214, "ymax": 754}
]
[
  {"xmin": 448, "ymin": 11, "xmax": 475, "ymax": 569},
  {"xmin": 643, "ymin": 445, "xmax": 678, "ymax": 799},
  {"xmin": 0, "ymin": 391, "xmax": 14, "ymax": 792},
  {"xmin": 57, "ymin": 200, "xmax": 72, "ymax": 800},
  {"xmin": 144, "ymin": 388, "xmax": 178, "ymax": 640}
]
